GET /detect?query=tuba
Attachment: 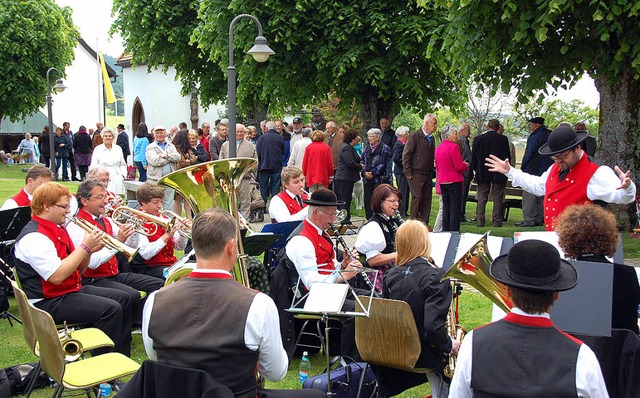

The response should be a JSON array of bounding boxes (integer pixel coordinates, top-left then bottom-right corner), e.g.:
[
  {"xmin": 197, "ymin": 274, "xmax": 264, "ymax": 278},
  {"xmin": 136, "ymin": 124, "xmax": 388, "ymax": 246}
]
[{"xmin": 157, "ymin": 158, "xmax": 258, "ymax": 287}]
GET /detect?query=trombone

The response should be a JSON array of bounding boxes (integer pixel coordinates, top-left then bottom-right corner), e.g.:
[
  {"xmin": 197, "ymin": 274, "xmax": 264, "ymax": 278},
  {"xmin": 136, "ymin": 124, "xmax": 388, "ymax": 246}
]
[{"xmin": 66, "ymin": 216, "xmax": 139, "ymax": 262}]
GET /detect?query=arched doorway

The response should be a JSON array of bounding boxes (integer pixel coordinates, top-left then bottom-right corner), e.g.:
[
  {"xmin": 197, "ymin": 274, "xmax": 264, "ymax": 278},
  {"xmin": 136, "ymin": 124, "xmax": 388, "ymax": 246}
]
[{"xmin": 132, "ymin": 97, "xmax": 145, "ymax": 133}]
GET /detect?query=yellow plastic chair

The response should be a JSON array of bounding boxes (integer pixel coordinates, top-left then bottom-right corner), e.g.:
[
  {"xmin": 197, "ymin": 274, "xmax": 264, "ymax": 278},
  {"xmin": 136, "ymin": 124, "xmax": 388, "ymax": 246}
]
[
  {"xmin": 29, "ymin": 301, "xmax": 140, "ymax": 398},
  {"xmin": 11, "ymin": 281, "xmax": 115, "ymax": 397}
]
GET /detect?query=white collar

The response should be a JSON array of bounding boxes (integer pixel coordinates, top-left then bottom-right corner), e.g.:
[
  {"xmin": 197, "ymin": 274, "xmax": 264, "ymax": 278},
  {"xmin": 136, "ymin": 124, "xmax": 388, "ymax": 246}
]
[
  {"xmin": 305, "ymin": 217, "xmax": 324, "ymax": 235},
  {"xmin": 511, "ymin": 307, "xmax": 550, "ymax": 319}
]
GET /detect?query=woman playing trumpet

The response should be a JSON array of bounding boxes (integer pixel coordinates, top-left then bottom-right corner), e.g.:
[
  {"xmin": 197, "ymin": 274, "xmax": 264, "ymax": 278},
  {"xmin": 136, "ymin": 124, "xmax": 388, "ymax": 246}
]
[
  {"xmin": 380, "ymin": 220, "xmax": 459, "ymax": 398},
  {"xmin": 354, "ymin": 183, "xmax": 403, "ymax": 291}
]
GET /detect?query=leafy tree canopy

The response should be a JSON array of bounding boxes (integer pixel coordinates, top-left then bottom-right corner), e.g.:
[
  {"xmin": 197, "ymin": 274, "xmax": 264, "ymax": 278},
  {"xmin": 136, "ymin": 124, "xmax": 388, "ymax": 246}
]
[{"xmin": 0, "ymin": 0, "xmax": 78, "ymax": 122}]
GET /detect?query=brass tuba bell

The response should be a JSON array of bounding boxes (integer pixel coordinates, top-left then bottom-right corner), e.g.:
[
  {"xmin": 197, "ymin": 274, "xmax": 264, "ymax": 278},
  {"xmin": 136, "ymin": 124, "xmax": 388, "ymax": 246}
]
[{"xmin": 157, "ymin": 158, "xmax": 258, "ymax": 287}]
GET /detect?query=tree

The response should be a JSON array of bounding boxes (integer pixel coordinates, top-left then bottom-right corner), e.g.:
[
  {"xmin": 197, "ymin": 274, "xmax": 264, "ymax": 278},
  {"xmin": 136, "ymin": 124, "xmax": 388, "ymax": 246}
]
[
  {"xmin": 112, "ymin": 0, "xmax": 461, "ymax": 130},
  {"xmin": 427, "ymin": 0, "xmax": 640, "ymax": 182},
  {"xmin": 0, "ymin": 0, "xmax": 78, "ymax": 122},
  {"xmin": 464, "ymin": 84, "xmax": 511, "ymax": 134}
]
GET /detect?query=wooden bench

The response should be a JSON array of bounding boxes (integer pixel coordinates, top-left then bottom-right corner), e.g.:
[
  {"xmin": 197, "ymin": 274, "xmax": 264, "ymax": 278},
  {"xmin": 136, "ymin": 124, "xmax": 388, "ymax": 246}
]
[
  {"xmin": 123, "ymin": 180, "xmax": 145, "ymax": 201},
  {"xmin": 467, "ymin": 181, "xmax": 524, "ymax": 221}
]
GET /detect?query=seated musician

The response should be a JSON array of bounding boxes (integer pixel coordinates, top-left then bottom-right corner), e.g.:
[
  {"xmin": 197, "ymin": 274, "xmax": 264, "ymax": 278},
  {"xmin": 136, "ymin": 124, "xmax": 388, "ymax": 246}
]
[
  {"xmin": 449, "ymin": 240, "xmax": 607, "ymax": 397},
  {"xmin": 268, "ymin": 166, "xmax": 308, "ymax": 222},
  {"xmin": 129, "ymin": 183, "xmax": 187, "ymax": 279},
  {"xmin": 285, "ymin": 188, "xmax": 363, "ymax": 359},
  {"xmin": 68, "ymin": 166, "xmax": 123, "ymax": 217},
  {"xmin": 355, "ymin": 183, "xmax": 402, "ymax": 292},
  {"xmin": 381, "ymin": 220, "xmax": 458, "ymax": 398},
  {"xmin": 13, "ymin": 182, "xmax": 132, "ymax": 355},
  {"xmin": 556, "ymin": 204, "xmax": 640, "ymax": 334},
  {"xmin": 142, "ymin": 208, "xmax": 323, "ymax": 398},
  {"xmin": 66, "ymin": 180, "xmax": 163, "ymax": 325},
  {"xmin": 0, "ymin": 165, "xmax": 53, "ymax": 210}
]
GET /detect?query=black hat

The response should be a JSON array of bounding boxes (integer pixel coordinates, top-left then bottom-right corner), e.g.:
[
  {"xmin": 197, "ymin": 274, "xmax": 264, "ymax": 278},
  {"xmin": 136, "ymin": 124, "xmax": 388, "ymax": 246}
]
[
  {"xmin": 117, "ymin": 123, "xmax": 125, "ymax": 130},
  {"xmin": 302, "ymin": 188, "xmax": 345, "ymax": 206},
  {"xmin": 528, "ymin": 117, "xmax": 545, "ymax": 124},
  {"xmin": 538, "ymin": 126, "xmax": 588, "ymax": 155},
  {"xmin": 293, "ymin": 117, "xmax": 303, "ymax": 123},
  {"xmin": 490, "ymin": 240, "xmax": 578, "ymax": 292}
]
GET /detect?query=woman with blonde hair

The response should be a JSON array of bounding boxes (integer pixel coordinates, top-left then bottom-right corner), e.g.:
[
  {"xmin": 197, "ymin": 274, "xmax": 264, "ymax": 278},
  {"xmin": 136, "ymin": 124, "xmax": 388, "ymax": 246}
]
[{"xmin": 380, "ymin": 219, "xmax": 458, "ymax": 398}]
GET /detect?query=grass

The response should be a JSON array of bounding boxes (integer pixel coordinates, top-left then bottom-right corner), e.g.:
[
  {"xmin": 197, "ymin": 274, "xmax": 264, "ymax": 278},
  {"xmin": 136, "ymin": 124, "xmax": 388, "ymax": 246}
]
[{"xmin": 0, "ymin": 162, "xmax": 636, "ymax": 397}]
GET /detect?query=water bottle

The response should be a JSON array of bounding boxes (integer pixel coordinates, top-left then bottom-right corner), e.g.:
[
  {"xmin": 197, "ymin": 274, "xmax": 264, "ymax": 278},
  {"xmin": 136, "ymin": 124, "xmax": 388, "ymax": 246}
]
[
  {"xmin": 98, "ymin": 383, "xmax": 112, "ymax": 397},
  {"xmin": 298, "ymin": 351, "xmax": 311, "ymax": 384}
]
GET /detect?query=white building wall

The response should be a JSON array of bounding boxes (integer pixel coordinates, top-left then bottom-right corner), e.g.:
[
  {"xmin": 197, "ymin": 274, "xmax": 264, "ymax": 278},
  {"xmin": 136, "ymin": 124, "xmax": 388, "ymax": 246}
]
[{"xmin": 121, "ymin": 65, "xmax": 225, "ymax": 132}]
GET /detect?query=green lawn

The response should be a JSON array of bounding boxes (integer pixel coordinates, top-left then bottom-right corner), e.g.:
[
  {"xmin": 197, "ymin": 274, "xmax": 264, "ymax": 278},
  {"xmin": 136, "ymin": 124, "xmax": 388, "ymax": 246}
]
[{"xmin": 0, "ymin": 162, "xmax": 636, "ymax": 397}]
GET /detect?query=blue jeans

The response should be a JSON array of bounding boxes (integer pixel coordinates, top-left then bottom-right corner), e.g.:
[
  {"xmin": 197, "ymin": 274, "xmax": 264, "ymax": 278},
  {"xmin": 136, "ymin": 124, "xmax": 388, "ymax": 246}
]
[
  {"xmin": 135, "ymin": 161, "xmax": 147, "ymax": 182},
  {"xmin": 258, "ymin": 170, "xmax": 281, "ymax": 203},
  {"xmin": 55, "ymin": 157, "xmax": 68, "ymax": 179}
]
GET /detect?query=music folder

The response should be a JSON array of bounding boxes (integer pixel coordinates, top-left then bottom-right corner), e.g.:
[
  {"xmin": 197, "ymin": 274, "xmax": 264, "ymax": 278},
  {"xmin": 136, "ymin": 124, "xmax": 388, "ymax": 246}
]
[
  {"xmin": 303, "ymin": 283, "xmax": 349, "ymax": 313},
  {"xmin": 241, "ymin": 232, "xmax": 281, "ymax": 256}
]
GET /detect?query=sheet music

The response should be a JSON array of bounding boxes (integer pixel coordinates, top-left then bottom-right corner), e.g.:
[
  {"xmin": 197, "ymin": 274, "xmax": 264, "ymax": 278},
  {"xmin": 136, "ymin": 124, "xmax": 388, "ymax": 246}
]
[
  {"xmin": 455, "ymin": 233, "xmax": 504, "ymax": 261},
  {"xmin": 429, "ymin": 232, "xmax": 453, "ymax": 268}
]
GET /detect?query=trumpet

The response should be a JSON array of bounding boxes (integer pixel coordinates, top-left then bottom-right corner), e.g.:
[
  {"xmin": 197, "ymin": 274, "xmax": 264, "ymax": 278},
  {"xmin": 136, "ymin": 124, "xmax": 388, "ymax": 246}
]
[
  {"xmin": 111, "ymin": 206, "xmax": 175, "ymax": 236},
  {"xmin": 160, "ymin": 210, "xmax": 192, "ymax": 239},
  {"xmin": 58, "ymin": 322, "xmax": 83, "ymax": 362},
  {"xmin": 66, "ymin": 216, "xmax": 139, "ymax": 261}
]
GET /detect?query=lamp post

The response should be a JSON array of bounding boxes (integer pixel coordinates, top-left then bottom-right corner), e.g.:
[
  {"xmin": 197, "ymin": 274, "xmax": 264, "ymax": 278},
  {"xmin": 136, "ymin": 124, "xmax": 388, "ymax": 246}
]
[
  {"xmin": 227, "ymin": 14, "xmax": 275, "ymax": 157},
  {"xmin": 46, "ymin": 68, "xmax": 67, "ymax": 179}
]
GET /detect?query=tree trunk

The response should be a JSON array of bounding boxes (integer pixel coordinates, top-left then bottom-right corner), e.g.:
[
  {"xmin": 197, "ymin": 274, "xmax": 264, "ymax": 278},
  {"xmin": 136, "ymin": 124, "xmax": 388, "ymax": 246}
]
[
  {"xmin": 359, "ymin": 87, "xmax": 397, "ymax": 133},
  {"xmin": 189, "ymin": 89, "xmax": 199, "ymax": 129},
  {"xmin": 594, "ymin": 71, "xmax": 640, "ymax": 229}
]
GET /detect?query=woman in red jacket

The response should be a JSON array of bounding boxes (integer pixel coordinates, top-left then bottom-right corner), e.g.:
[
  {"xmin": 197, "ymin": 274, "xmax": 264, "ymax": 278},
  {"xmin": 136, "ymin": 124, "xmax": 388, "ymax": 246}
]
[{"xmin": 302, "ymin": 130, "xmax": 334, "ymax": 192}]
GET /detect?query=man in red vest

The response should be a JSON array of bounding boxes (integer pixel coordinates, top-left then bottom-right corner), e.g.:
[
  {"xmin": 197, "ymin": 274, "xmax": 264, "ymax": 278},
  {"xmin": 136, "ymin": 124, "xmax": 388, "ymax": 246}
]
[
  {"xmin": 67, "ymin": 180, "xmax": 163, "ymax": 325},
  {"xmin": 268, "ymin": 166, "xmax": 309, "ymax": 223},
  {"xmin": 1, "ymin": 165, "xmax": 53, "ymax": 210},
  {"xmin": 486, "ymin": 126, "xmax": 636, "ymax": 230},
  {"xmin": 13, "ymin": 182, "xmax": 132, "ymax": 355}
]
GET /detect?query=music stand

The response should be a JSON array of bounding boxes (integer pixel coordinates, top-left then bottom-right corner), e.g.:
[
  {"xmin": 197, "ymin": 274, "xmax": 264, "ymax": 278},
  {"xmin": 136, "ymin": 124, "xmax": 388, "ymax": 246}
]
[
  {"xmin": 287, "ymin": 268, "xmax": 375, "ymax": 396},
  {"xmin": 260, "ymin": 221, "xmax": 301, "ymax": 269},
  {"xmin": 0, "ymin": 207, "xmax": 30, "ymax": 326}
]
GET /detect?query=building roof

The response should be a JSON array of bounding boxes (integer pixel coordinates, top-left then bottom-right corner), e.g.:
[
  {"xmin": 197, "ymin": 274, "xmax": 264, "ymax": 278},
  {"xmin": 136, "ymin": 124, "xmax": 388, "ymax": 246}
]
[
  {"xmin": 78, "ymin": 38, "xmax": 118, "ymax": 79},
  {"xmin": 0, "ymin": 111, "xmax": 54, "ymax": 135}
]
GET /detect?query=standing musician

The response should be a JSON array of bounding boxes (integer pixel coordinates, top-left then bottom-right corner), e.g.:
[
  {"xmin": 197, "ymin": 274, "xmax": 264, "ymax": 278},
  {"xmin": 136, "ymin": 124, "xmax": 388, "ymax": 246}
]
[
  {"xmin": 355, "ymin": 183, "xmax": 402, "ymax": 292},
  {"xmin": 382, "ymin": 220, "xmax": 458, "ymax": 398},
  {"xmin": 13, "ymin": 182, "xmax": 132, "ymax": 355},
  {"xmin": 268, "ymin": 166, "xmax": 308, "ymax": 223},
  {"xmin": 0, "ymin": 165, "xmax": 53, "ymax": 210},
  {"xmin": 129, "ymin": 183, "xmax": 187, "ymax": 279},
  {"xmin": 285, "ymin": 188, "xmax": 363, "ymax": 359},
  {"xmin": 449, "ymin": 240, "xmax": 608, "ymax": 397},
  {"xmin": 67, "ymin": 180, "xmax": 163, "ymax": 325},
  {"xmin": 143, "ymin": 208, "xmax": 324, "ymax": 398}
]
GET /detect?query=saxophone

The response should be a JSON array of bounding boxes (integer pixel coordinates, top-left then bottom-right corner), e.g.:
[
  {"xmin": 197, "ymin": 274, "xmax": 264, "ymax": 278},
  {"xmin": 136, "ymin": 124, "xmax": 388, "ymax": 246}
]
[{"xmin": 443, "ymin": 281, "xmax": 466, "ymax": 378}]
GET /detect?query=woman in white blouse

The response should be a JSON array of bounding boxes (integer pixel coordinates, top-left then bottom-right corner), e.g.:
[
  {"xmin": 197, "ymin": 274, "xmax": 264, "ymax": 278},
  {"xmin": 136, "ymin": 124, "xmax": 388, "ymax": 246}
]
[{"xmin": 90, "ymin": 128, "xmax": 127, "ymax": 194}]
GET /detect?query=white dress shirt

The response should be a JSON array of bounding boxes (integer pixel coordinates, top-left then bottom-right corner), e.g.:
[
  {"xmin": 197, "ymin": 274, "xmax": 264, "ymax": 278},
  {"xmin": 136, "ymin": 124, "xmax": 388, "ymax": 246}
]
[
  {"xmin": 142, "ymin": 269, "xmax": 288, "ymax": 381},
  {"xmin": 449, "ymin": 308, "xmax": 609, "ymax": 398},
  {"xmin": 354, "ymin": 221, "xmax": 386, "ymax": 260},
  {"xmin": 268, "ymin": 189, "xmax": 309, "ymax": 223}
]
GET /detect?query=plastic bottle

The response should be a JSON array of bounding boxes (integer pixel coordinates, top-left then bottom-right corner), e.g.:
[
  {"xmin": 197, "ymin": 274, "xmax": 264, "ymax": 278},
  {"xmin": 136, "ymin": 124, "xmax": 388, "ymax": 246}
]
[
  {"xmin": 298, "ymin": 351, "xmax": 311, "ymax": 384},
  {"xmin": 98, "ymin": 383, "xmax": 112, "ymax": 397}
]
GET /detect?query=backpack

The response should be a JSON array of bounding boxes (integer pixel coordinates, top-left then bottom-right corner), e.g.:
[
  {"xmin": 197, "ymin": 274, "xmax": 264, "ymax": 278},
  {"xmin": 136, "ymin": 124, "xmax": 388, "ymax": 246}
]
[{"xmin": 0, "ymin": 363, "xmax": 50, "ymax": 397}]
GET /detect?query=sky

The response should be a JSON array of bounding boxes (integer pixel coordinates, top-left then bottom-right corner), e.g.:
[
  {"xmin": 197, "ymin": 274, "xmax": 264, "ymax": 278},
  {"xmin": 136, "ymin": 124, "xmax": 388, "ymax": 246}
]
[{"xmin": 55, "ymin": 0, "xmax": 600, "ymax": 108}]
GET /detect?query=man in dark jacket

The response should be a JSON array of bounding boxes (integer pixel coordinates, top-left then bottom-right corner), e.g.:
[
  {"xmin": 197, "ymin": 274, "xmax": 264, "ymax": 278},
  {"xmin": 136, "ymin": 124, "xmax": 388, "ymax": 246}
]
[
  {"xmin": 116, "ymin": 124, "xmax": 131, "ymax": 163},
  {"xmin": 392, "ymin": 126, "xmax": 410, "ymax": 217},
  {"xmin": 256, "ymin": 121, "xmax": 285, "ymax": 203},
  {"xmin": 470, "ymin": 119, "xmax": 511, "ymax": 227},
  {"xmin": 517, "ymin": 117, "xmax": 552, "ymax": 227}
]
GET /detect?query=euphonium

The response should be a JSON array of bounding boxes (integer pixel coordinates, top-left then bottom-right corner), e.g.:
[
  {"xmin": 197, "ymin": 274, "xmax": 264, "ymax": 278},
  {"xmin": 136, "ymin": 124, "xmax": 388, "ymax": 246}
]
[
  {"xmin": 111, "ymin": 206, "xmax": 174, "ymax": 236},
  {"xmin": 160, "ymin": 210, "xmax": 192, "ymax": 239},
  {"xmin": 443, "ymin": 282, "xmax": 466, "ymax": 378},
  {"xmin": 58, "ymin": 322, "xmax": 83, "ymax": 362},
  {"xmin": 157, "ymin": 158, "xmax": 258, "ymax": 287},
  {"xmin": 67, "ymin": 216, "xmax": 139, "ymax": 262}
]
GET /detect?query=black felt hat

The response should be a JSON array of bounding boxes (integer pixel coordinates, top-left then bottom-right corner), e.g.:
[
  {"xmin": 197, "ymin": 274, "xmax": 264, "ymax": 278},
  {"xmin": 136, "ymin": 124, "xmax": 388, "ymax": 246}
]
[
  {"xmin": 538, "ymin": 126, "xmax": 588, "ymax": 155},
  {"xmin": 293, "ymin": 117, "xmax": 303, "ymax": 123},
  {"xmin": 490, "ymin": 240, "xmax": 578, "ymax": 292},
  {"xmin": 528, "ymin": 117, "xmax": 545, "ymax": 124},
  {"xmin": 302, "ymin": 188, "xmax": 345, "ymax": 206}
]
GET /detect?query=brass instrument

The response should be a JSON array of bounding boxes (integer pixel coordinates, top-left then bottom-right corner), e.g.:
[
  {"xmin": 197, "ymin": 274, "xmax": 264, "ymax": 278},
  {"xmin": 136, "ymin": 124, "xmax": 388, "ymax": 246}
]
[
  {"xmin": 58, "ymin": 322, "xmax": 83, "ymax": 362},
  {"xmin": 443, "ymin": 282, "xmax": 466, "ymax": 378},
  {"xmin": 104, "ymin": 192, "xmax": 124, "ymax": 218},
  {"xmin": 111, "ymin": 206, "xmax": 175, "ymax": 236},
  {"xmin": 67, "ymin": 216, "xmax": 139, "ymax": 261},
  {"xmin": 160, "ymin": 210, "xmax": 192, "ymax": 239},
  {"xmin": 157, "ymin": 158, "xmax": 258, "ymax": 287}
]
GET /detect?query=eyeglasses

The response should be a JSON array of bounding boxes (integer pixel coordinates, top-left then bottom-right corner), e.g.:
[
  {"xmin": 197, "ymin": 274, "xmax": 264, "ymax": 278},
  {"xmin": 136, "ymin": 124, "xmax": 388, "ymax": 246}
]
[
  {"xmin": 384, "ymin": 199, "xmax": 400, "ymax": 204},
  {"xmin": 318, "ymin": 209, "xmax": 337, "ymax": 218},
  {"xmin": 91, "ymin": 194, "xmax": 106, "ymax": 200},
  {"xmin": 53, "ymin": 203, "xmax": 71, "ymax": 211},
  {"xmin": 550, "ymin": 149, "xmax": 573, "ymax": 160}
]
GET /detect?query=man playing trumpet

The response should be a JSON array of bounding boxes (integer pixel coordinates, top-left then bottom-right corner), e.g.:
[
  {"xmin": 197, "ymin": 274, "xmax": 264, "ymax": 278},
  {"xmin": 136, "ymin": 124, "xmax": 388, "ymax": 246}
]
[
  {"xmin": 14, "ymin": 182, "xmax": 132, "ymax": 355},
  {"xmin": 67, "ymin": 180, "xmax": 163, "ymax": 325}
]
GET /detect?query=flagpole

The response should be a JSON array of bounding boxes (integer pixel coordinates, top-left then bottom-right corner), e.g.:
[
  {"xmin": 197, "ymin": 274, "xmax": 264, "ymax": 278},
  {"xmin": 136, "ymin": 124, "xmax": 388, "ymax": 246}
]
[{"xmin": 97, "ymin": 38, "xmax": 103, "ymax": 125}]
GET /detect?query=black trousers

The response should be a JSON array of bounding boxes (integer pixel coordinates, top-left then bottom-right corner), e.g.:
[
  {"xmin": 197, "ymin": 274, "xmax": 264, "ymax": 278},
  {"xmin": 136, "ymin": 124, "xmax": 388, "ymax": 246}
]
[
  {"xmin": 441, "ymin": 182, "xmax": 462, "ymax": 232},
  {"xmin": 83, "ymin": 273, "xmax": 163, "ymax": 325},
  {"xmin": 363, "ymin": 182, "xmax": 384, "ymax": 219},
  {"xmin": 35, "ymin": 286, "xmax": 131, "ymax": 356},
  {"xmin": 460, "ymin": 170, "xmax": 472, "ymax": 218},
  {"xmin": 68, "ymin": 150, "xmax": 77, "ymax": 179},
  {"xmin": 395, "ymin": 173, "xmax": 410, "ymax": 217},
  {"xmin": 334, "ymin": 179, "xmax": 356, "ymax": 224},
  {"xmin": 137, "ymin": 265, "xmax": 169, "ymax": 280}
]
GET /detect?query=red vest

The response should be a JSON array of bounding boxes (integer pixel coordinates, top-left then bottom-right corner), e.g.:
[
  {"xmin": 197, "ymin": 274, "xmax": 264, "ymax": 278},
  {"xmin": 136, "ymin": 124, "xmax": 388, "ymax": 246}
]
[
  {"xmin": 12, "ymin": 189, "xmax": 30, "ymax": 206},
  {"xmin": 275, "ymin": 191, "xmax": 308, "ymax": 218},
  {"xmin": 16, "ymin": 215, "xmax": 81, "ymax": 299},
  {"xmin": 298, "ymin": 219, "xmax": 334, "ymax": 274},
  {"xmin": 78, "ymin": 209, "xmax": 120, "ymax": 278},
  {"xmin": 544, "ymin": 154, "xmax": 599, "ymax": 230},
  {"xmin": 144, "ymin": 217, "xmax": 177, "ymax": 267}
]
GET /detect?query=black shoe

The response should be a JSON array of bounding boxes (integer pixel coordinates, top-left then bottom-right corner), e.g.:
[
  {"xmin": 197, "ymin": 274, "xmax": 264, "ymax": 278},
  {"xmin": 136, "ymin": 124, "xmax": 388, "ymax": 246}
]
[
  {"xmin": 72, "ymin": 177, "xmax": 80, "ymax": 181},
  {"xmin": 535, "ymin": 221, "xmax": 544, "ymax": 226},
  {"xmin": 111, "ymin": 379, "xmax": 127, "ymax": 392},
  {"xmin": 62, "ymin": 178, "xmax": 70, "ymax": 182},
  {"xmin": 461, "ymin": 217, "xmax": 468, "ymax": 222},
  {"xmin": 493, "ymin": 222, "xmax": 503, "ymax": 227},
  {"xmin": 515, "ymin": 221, "xmax": 536, "ymax": 227}
]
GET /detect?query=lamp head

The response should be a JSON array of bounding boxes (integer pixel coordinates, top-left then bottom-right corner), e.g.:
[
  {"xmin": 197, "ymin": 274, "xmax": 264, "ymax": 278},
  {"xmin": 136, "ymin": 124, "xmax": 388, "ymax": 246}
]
[
  {"xmin": 247, "ymin": 36, "xmax": 275, "ymax": 63},
  {"xmin": 53, "ymin": 79, "xmax": 67, "ymax": 93}
]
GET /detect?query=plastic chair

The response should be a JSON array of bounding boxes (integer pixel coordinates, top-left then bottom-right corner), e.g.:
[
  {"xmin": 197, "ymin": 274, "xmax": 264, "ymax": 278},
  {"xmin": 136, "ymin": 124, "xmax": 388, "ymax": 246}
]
[
  {"xmin": 29, "ymin": 301, "xmax": 140, "ymax": 398},
  {"xmin": 10, "ymin": 281, "xmax": 115, "ymax": 397}
]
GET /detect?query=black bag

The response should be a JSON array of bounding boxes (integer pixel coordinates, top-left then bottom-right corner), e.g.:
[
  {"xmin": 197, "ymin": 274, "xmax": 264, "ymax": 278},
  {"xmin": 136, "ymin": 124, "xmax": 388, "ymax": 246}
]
[
  {"xmin": 302, "ymin": 361, "xmax": 377, "ymax": 398},
  {"xmin": 0, "ymin": 363, "xmax": 50, "ymax": 397}
]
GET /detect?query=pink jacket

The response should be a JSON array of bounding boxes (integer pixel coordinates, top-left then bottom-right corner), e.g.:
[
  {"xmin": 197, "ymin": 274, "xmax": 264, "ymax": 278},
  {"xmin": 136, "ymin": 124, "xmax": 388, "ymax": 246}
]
[{"xmin": 435, "ymin": 139, "xmax": 468, "ymax": 187}]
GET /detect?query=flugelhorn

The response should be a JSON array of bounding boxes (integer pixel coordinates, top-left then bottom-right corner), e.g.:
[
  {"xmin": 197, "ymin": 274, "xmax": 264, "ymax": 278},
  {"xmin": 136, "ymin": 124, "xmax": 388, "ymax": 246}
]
[
  {"xmin": 160, "ymin": 210, "xmax": 192, "ymax": 239},
  {"xmin": 104, "ymin": 192, "xmax": 124, "ymax": 218},
  {"xmin": 58, "ymin": 322, "xmax": 83, "ymax": 362},
  {"xmin": 111, "ymin": 206, "xmax": 175, "ymax": 236},
  {"xmin": 66, "ymin": 216, "xmax": 139, "ymax": 262}
]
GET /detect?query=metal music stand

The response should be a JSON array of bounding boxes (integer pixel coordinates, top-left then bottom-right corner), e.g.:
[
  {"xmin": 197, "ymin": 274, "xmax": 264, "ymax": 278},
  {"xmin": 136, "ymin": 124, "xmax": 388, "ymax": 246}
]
[
  {"xmin": 0, "ymin": 207, "xmax": 31, "ymax": 326},
  {"xmin": 287, "ymin": 268, "xmax": 376, "ymax": 396}
]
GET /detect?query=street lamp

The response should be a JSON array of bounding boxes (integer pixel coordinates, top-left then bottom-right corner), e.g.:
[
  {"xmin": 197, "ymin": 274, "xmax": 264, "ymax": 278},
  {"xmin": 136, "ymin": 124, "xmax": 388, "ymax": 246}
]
[
  {"xmin": 46, "ymin": 68, "xmax": 67, "ymax": 179},
  {"xmin": 227, "ymin": 14, "xmax": 275, "ymax": 157}
]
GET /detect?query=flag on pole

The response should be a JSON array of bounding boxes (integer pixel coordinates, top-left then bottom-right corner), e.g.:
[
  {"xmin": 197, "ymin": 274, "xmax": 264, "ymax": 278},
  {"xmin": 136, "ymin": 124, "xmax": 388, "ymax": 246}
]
[{"xmin": 99, "ymin": 52, "xmax": 116, "ymax": 104}]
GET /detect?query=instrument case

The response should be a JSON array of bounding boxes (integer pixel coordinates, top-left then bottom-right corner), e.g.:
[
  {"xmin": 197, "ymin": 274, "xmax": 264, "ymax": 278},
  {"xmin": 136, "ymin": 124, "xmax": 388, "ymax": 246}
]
[{"xmin": 302, "ymin": 361, "xmax": 377, "ymax": 398}]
